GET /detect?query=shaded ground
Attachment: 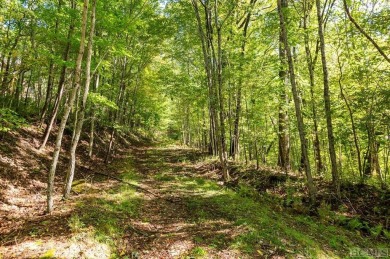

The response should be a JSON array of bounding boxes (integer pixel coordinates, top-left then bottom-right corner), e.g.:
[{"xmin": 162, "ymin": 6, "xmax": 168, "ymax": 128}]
[
  {"xmin": 1, "ymin": 136, "xmax": 389, "ymax": 258},
  {"xmin": 0, "ymin": 125, "xmax": 143, "ymax": 258}
]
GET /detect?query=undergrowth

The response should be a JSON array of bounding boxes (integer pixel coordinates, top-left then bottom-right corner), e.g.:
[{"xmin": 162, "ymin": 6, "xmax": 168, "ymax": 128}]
[
  {"xmin": 69, "ymin": 161, "xmax": 142, "ymax": 256},
  {"xmin": 174, "ymin": 175, "xmax": 387, "ymax": 258}
]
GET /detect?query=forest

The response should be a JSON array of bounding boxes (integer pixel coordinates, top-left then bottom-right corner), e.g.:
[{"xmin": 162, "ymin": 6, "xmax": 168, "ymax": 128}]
[{"xmin": 0, "ymin": 0, "xmax": 389, "ymax": 258}]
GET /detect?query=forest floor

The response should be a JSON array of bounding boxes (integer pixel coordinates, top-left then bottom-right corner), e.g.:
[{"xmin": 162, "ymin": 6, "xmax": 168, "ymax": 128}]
[{"xmin": 0, "ymin": 128, "xmax": 389, "ymax": 258}]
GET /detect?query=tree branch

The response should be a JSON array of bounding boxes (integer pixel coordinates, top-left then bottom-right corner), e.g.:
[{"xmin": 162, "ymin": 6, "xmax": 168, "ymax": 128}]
[{"xmin": 343, "ymin": 0, "xmax": 390, "ymax": 64}]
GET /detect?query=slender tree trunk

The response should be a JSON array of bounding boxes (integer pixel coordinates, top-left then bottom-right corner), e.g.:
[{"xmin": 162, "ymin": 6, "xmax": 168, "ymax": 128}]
[
  {"xmin": 231, "ymin": 0, "xmax": 256, "ymax": 160},
  {"xmin": 192, "ymin": 0, "xmax": 217, "ymax": 157},
  {"xmin": 63, "ymin": 0, "xmax": 96, "ymax": 199},
  {"xmin": 24, "ymin": 73, "xmax": 32, "ymax": 106},
  {"xmin": 214, "ymin": 1, "xmax": 229, "ymax": 182},
  {"xmin": 105, "ymin": 58, "xmax": 128, "ymax": 162},
  {"xmin": 40, "ymin": 0, "xmax": 63, "ymax": 125},
  {"xmin": 342, "ymin": 0, "xmax": 390, "ymax": 64},
  {"xmin": 337, "ymin": 55, "xmax": 363, "ymax": 180},
  {"xmin": 40, "ymin": 60, "xmax": 55, "ymax": 125},
  {"xmin": 88, "ymin": 74, "xmax": 99, "ymax": 158},
  {"xmin": 105, "ymin": 128, "xmax": 115, "ymax": 163},
  {"xmin": 40, "ymin": 1, "xmax": 75, "ymax": 150},
  {"xmin": 302, "ymin": 0, "xmax": 323, "ymax": 174},
  {"xmin": 316, "ymin": 0, "xmax": 340, "ymax": 198},
  {"xmin": 47, "ymin": 0, "xmax": 89, "ymax": 213},
  {"xmin": 192, "ymin": 0, "xmax": 230, "ymax": 181},
  {"xmin": 1, "ymin": 34, "xmax": 20, "ymax": 96},
  {"xmin": 277, "ymin": 0, "xmax": 290, "ymax": 172},
  {"xmin": 278, "ymin": 0, "xmax": 316, "ymax": 205}
]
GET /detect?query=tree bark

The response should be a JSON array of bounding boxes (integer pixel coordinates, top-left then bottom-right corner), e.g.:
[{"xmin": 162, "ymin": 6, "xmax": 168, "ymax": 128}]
[
  {"xmin": 63, "ymin": 0, "xmax": 96, "ymax": 199},
  {"xmin": 337, "ymin": 55, "xmax": 363, "ymax": 180},
  {"xmin": 277, "ymin": 0, "xmax": 290, "ymax": 172},
  {"xmin": 316, "ymin": 0, "xmax": 340, "ymax": 198},
  {"xmin": 214, "ymin": 0, "xmax": 229, "ymax": 182},
  {"xmin": 278, "ymin": 0, "xmax": 316, "ymax": 205},
  {"xmin": 39, "ymin": 0, "xmax": 76, "ymax": 150},
  {"xmin": 342, "ymin": 0, "xmax": 390, "ymax": 64},
  {"xmin": 47, "ymin": 0, "xmax": 90, "ymax": 213},
  {"xmin": 231, "ymin": 0, "xmax": 257, "ymax": 161},
  {"xmin": 88, "ymin": 74, "xmax": 100, "ymax": 158},
  {"xmin": 192, "ymin": 0, "xmax": 229, "ymax": 181},
  {"xmin": 302, "ymin": 0, "xmax": 323, "ymax": 174}
]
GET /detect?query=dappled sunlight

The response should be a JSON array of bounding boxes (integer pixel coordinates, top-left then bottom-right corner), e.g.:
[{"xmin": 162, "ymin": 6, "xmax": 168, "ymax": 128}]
[
  {"xmin": 0, "ymin": 234, "xmax": 111, "ymax": 259},
  {"xmin": 118, "ymin": 145, "xmax": 386, "ymax": 258},
  {"xmin": 2, "ymin": 141, "xmax": 387, "ymax": 258}
]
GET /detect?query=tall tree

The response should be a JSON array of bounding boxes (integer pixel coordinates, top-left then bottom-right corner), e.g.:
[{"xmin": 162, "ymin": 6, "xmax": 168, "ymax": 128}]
[
  {"xmin": 231, "ymin": 0, "xmax": 257, "ymax": 161},
  {"xmin": 47, "ymin": 0, "xmax": 90, "ymax": 213},
  {"xmin": 191, "ymin": 0, "xmax": 230, "ymax": 181},
  {"xmin": 315, "ymin": 0, "xmax": 340, "ymax": 197},
  {"xmin": 63, "ymin": 0, "xmax": 97, "ymax": 199},
  {"xmin": 277, "ymin": 0, "xmax": 290, "ymax": 172},
  {"xmin": 302, "ymin": 0, "xmax": 323, "ymax": 174},
  {"xmin": 278, "ymin": 0, "xmax": 316, "ymax": 205}
]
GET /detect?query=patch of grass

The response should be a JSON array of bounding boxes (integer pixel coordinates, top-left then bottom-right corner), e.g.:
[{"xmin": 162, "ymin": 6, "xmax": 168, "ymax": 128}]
[
  {"xmin": 237, "ymin": 183, "xmax": 258, "ymax": 198},
  {"xmin": 188, "ymin": 246, "xmax": 207, "ymax": 258},
  {"xmin": 68, "ymin": 215, "xmax": 85, "ymax": 233},
  {"xmin": 176, "ymin": 176, "xmax": 221, "ymax": 193},
  {"xmin": 195, "ymin": 178, "xmax": 206, "ymax": 185},
  {"xmin": 73, "ymin": 166, "xmax": 142, "ymax": 250},
  {"xmin": 210, "ymin": 234, "xmax": 229, "ymax": 249},
  {"xmin": 39, "ymin": 249, "xmax": 56, "ymax": 259},
  {"xmin": 193, "ymin": 236, "xmax": 204, "ymax": 244},
  {"xmin": 154, "ymin": 173, "xmax": 176, "ymax": 181},
  {"xmin": 178, "ymin": 176, "xmax": 384, "ymax": 258}
]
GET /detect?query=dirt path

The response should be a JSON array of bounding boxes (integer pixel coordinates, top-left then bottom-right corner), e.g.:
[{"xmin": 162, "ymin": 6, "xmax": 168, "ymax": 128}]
[
  {"xmin": 2, "ymin": 144, "xmax": 384, "ymax": 258},
  {"xmin": 1, "ymin": 144, "xmax": 247, "ymax": 259},
  {"xmin": 122, "ymin": 146, "xmax": 246, "ymax": 258}
]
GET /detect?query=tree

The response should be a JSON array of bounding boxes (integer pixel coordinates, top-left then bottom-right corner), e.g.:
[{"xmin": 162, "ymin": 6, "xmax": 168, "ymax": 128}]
[
  {"xmin": 47, "ymin": 0, "xmax": 90, "ymax": 213},
  {"xmin": 315, "ymin": 0, "xmax": 340, "ymax": 197},
  {"xmin": 278, "ymin": 0, "xmax": 316, "ymax": 205},
  {"xmin": 63, "ymin": 0, "xmax": 97, "ymax": 199}
]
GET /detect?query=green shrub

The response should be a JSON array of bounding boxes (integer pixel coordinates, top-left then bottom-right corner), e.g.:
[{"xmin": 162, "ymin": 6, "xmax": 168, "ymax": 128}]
[
  {"xmin": 369, "ymin": 224, "xmax": 383, "ymax": 238},
  {"xmin": 0, "ymin": 108, "xmax": 26, "ymax": 132},
  {"xmin": 347, "ymin": 218, "xmax": 363, "ymax": 230}
]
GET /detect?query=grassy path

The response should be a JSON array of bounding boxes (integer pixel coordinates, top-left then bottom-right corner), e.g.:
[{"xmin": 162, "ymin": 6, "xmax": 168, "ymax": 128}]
[
  {"xmin": 1, "ymin": 145, "xmax": 386, "ymax": 258},
  {"xmin": 108, "ymin": 146, "xmax": 385, "ymax": 258}
]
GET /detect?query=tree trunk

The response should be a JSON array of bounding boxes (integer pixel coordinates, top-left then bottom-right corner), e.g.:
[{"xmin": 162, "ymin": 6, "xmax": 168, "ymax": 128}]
[
  {"xmin": 214, "ymin": 1, "xmax": 229, "ymax": 182},
  {"xmin": 342, "ymin": 0, "xmax": 390, "ymax": 64},
  {"xmin": 39, "ymin": 0, "xmax": 63, "ymax": 124},
  {"xmin": 47, "ymin": 0, "xmax": 89, "ymax": 213},
  {"xmin": 337, "ymin": 55, "xmax": 363, "ymax": 180},
  {"xmin": 63, "ymin": 0, "xmax": 96, "ymax": 199},
  {"xmin": 40, "ymin": 60, "xmax": 55, "ymax": 125},
  {"xmin": 302, "ymin": 0, "xmax": 323, "ymax": 174},
  {"xmin": 278, "ymin": 0, "xmax": 316, "ymax": 205},
  {"xmin": 231, "ymin": 0, "xmax": 256, "ymax": 161},
  {"xmin": 316, "ymin": 0, "xmax": 340, "ymax": 198},
  {"xmin": 89, "ymin": 74, "xmax": 99, "ymax": 158},
  {"xmin": 277, "ymin": 0, "xmax": 290, "ymax": 172},
  {"xmin": 39, "ymin": 0, "xmax": 75, "ymax": 150}
]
